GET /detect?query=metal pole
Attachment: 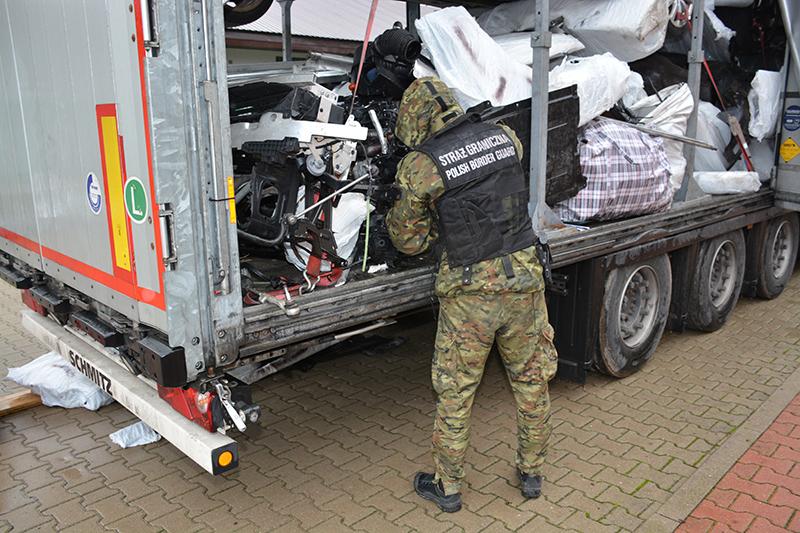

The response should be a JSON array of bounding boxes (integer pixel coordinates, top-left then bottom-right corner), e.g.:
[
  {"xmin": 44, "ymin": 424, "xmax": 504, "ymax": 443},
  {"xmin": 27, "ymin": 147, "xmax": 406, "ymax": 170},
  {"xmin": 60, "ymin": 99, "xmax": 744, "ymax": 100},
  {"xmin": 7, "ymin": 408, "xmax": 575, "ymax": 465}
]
[
  {"xmin": 529, "ymin": 0, "xmax": 551, "ymax": 239},
  {"xmin": 278, "ymin": 0, "xmax": 294, "ymax": 61},
  {"xmin": 777, "ymin": 0, "xmax": 800, "ymax": 84},
  {"xmin": 406, "ymin": 2, "xmax": 421, "ymax": 35},
  {"xmin": 675, "ymin": 0, "xmax": 705, "ymax": 202}
]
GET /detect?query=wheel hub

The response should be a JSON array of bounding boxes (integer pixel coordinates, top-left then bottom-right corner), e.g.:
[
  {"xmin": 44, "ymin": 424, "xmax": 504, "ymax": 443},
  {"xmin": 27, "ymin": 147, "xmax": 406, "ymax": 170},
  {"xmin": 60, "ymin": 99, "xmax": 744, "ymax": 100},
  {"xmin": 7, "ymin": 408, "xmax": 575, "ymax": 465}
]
[
  {"xmin": 770, "ymin": 221, "xmax": 792, "ymax": 280},
  {"xmin": 709, "ymin": 240, "xmax": 736, "ymax": 308},
  {"xmin": 618, "ymin": 266, "xmax": 659, "ymax": 348}
]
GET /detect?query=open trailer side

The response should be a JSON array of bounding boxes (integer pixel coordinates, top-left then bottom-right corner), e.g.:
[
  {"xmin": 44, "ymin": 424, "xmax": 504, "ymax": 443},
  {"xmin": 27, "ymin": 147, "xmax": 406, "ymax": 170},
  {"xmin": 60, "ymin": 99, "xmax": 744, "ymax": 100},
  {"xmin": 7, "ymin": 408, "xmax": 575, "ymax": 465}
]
[{"xmin": 0, "ymin": 0, "xmax": 799, "ymax": 473}]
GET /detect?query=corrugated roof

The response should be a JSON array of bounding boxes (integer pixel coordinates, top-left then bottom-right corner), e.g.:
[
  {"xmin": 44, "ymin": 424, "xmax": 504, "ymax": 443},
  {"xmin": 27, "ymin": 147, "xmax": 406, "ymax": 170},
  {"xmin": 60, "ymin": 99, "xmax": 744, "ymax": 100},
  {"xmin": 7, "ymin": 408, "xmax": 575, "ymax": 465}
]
[{"xmin": 235, "ymin": 0, "xmax": 438, "ymax": 41}]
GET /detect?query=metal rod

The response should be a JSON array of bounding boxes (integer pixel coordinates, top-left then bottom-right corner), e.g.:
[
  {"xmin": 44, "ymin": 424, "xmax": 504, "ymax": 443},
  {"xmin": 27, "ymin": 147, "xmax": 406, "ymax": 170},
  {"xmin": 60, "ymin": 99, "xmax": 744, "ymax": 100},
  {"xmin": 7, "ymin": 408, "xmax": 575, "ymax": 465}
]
[
  {"xmin": 601, "ymin": 117, "xmax": 718, "ymax": 150},
  {"xmin": 291, "ymin": 173, "xmax": 370, "ymax": 220},
  {"xmin": 676, "ymin": 0, "xmax": 705, "ymax": 202},
  {"xmin": 528, "ymin": 0, "xmax": 551, "ymax": 240},
  {"xmin": 368, "ymin": 109, "xmax": 388, "ymax": 154},
  {"xmin": 278, "ymin": 0, "xmax": 294, "ymax": 61},
  {"xmin": 406, "ymin": 2, "xmax": 421, "ymax": 35}
]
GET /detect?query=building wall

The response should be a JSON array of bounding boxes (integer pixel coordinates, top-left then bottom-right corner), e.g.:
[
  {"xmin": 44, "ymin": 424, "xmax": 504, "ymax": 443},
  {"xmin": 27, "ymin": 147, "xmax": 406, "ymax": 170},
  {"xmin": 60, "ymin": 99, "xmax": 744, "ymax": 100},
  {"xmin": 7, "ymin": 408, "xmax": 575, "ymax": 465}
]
[{"xmin": 225, "ymin": 47, "xmax": 308, "ymax": 65}]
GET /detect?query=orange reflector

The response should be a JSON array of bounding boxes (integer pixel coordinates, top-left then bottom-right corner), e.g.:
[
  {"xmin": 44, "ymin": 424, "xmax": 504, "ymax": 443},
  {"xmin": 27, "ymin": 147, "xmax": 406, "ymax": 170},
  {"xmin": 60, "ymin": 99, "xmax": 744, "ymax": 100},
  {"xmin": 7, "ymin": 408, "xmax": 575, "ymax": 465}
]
[{"xmin": 218, "ymin": 450, "xmax": 233, "ymax": 467}]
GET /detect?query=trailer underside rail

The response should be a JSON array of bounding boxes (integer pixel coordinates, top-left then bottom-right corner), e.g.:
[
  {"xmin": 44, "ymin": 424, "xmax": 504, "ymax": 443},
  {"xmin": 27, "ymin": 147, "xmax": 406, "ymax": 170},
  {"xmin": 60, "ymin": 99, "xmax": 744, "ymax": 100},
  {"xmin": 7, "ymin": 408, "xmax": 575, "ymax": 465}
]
[
  {"xmin": 241, "ymin": 267, "xmax": 437, "ymax": 356},
  {"xmin": 20, "ymin": 310, "xmax": 239, "ymax": 475},
  {"xmin": 546, "ymin": 190, "xmax": 774, "ymax": 268}
]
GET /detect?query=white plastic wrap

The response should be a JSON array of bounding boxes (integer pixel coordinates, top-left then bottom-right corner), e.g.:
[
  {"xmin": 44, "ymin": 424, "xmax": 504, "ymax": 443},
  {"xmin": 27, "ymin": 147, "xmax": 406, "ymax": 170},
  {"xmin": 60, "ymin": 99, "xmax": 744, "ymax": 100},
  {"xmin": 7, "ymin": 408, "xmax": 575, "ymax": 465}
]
[
  {"xmin": 748, "ymin": 69, "xmax": 784, "ymax": 141},
  {"xmin": 622, "ymin": 72, "xmax": 648, "ymax": 108},
  {"xmin": 415, "ymin": 7, "xmax": 535, "ymax": 109},
  {"xmin": 694, "ymin": 171, "xmax": 761, "ymax": 195},
  {"xmin": 6, "ymin": 352, "xmax": 114, "ymax": 411},
  {"xmin": 493, "ymin": 32, "xmax": 584, "ymax": 64},
  {"xmin": 285, "ymin": 188, "xmax": 372, "ymax": 272},
  {"xmin": 628, "ymin": 84, "xmax": 694, "ymax": 190},
  {"xmin": 110, "ymin": 421, "xmax": 162, "ymax": 448},
  {"xmin": 695, "ymin": 101, "xmax": 732, "ymax": 172},
  {"xmin": 477, "ymin": 0, "xmax": 671, "ymax": 62},
  {"xmin": 550, "ymin": 54, "xmax": 636, "ymax": 126}
]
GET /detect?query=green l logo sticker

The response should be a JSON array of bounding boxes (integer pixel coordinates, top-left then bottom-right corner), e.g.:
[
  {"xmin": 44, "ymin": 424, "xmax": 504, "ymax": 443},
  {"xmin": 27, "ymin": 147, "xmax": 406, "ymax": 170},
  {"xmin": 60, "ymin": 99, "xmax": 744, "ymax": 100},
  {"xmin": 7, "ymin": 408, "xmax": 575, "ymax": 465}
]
[{"xmin": 124, "ymin": 176, "xmax": 148, "ymax": 224}]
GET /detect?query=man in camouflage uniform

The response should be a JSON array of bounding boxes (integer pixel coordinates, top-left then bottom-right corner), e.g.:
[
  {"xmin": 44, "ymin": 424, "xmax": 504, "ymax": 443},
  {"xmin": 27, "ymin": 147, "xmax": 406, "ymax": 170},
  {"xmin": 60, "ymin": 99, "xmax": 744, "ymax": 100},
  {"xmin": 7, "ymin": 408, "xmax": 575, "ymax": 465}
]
[{"xmin": 386, "ymin": 78, "xmax": 558, "ymax": 513}]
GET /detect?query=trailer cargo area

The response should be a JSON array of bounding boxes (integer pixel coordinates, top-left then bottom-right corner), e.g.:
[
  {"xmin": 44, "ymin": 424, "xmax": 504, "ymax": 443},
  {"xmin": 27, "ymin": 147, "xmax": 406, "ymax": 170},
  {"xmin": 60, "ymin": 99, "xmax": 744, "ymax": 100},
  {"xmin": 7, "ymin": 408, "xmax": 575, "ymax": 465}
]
[{"xmin": 1, "ymin": 0, "xmax": 799, "ymax": 473}]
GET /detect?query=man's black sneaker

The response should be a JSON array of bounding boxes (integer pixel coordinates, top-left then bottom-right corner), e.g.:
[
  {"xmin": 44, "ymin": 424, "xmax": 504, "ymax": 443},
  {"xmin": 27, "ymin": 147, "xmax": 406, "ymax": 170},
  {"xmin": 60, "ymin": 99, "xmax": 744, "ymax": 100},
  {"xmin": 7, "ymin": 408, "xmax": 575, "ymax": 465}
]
[
  {"xmin": 518, "ymin": 470, "xmax": 542, "ymax": 499},
  {"xmin": 413, "ymin": 472, "xmax": 462, "ymax": 513}
]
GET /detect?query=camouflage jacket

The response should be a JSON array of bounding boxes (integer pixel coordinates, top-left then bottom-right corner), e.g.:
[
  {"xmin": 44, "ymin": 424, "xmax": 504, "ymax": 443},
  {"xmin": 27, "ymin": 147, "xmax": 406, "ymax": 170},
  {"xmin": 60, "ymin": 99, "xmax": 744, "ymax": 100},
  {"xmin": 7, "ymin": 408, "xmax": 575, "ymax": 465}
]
[{"xmin": 386, "ymin": 125, "xmax": 543, "ymax": 298}]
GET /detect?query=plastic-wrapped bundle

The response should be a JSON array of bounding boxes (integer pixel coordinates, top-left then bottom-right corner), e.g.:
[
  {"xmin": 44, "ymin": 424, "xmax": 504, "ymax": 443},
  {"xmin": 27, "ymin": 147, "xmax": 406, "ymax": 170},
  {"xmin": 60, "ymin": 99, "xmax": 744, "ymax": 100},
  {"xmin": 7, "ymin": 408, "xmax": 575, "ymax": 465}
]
[
  {"xmin": 415, "ymin": 6, "xmax": 535, "ymax": 109},
  {"xmin": 695, "ymin": 102, "xmax": 732, "ymax": 172},
  {"xmin": 748, "ymin": 69, "xmax": 784, "ymax": 142},
  {"xmin": 477, "ymin": 0, "xmax": 671, "ymax": 62},
  {"xmin": 627, "ymin": 84, "xmax": 694, "ymax": 191},
  {"xmin": 550, "ymin": 54, "xmax": 637, "ymax": 127},
  {"xmin": 493, "ymin": 32, "xmax": 585, "ymax": 64}
]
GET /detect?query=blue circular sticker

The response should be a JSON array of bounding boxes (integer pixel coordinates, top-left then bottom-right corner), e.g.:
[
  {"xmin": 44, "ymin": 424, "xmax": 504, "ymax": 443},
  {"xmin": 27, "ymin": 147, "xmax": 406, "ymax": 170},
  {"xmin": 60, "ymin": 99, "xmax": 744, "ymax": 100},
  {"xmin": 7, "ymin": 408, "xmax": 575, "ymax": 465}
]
[
  {"xmin": 86, "ymin": 172, "xmax": 103, "ymax": 215},
  {"xmin": 784, "ymin": 105, "xmax": 800, "ymax": 132}
]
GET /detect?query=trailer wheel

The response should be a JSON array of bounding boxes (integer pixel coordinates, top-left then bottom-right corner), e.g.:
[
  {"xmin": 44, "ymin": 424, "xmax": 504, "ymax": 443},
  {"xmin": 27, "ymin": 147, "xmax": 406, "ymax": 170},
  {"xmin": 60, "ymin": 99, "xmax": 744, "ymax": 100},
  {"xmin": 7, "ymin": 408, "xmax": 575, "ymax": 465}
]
[
  {"xmin": 687, "ymin": 230, "xmax": 745, "ymax": 332},
  {"xmin": 224, "ymin": 0, "xmax": 273, "ymax": 27},
  {"xmin": 754, "ymin": 214, "xmax": 799, "ymax": 299},
  {"xmin": 598, "ymin": 254, "xmax": 672, "ymax": 378}
]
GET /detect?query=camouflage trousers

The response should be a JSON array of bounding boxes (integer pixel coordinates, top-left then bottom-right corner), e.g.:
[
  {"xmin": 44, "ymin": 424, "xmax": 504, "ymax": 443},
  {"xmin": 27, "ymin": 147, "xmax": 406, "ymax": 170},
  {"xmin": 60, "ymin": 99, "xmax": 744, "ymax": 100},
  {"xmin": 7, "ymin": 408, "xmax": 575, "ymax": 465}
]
[{"xmin": 431, "ymin": 290, "xmax": 558, "ymax": 495}]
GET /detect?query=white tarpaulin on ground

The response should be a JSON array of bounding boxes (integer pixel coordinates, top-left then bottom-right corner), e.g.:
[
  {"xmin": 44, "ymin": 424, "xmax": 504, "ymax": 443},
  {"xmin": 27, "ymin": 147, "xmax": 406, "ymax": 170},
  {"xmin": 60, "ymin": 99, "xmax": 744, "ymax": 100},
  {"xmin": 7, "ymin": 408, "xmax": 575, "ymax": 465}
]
[
  {"xmin": 110, "ymin": 421, "xmax": 162, "ymax": 448},
  {"xmin": 694, "ymin": 171, "xmax": 761, "ymax": 194},
  {"xmin": 493, "ymin": 32, "xmax": 585, "ymax": 64},
  {"xmin": 477, "ymin": 0, "xmax": 671, "ymax": 62},
  {"xmin": 6, "ymin": 352, "xmax": 114, "ymax": 411},
  {"xmin": 550, "ymin": 54, "xmax": 636, "ymax": 126},
  {"xmin": 628, "ymin": 83, "xmax": 694, "ymax": 191},
  {"xmin": 748, "ymin": 69, "xmax": 784, "ymax": 141}
]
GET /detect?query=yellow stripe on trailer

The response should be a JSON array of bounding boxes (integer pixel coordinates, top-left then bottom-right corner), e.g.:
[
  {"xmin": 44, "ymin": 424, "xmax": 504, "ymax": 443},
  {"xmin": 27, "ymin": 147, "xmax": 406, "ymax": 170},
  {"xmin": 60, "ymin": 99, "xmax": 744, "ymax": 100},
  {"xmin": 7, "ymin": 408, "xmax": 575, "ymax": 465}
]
[
  {"xmin": 227, "ymin": 176, "xmax": 237, "ymax": 225},
  {"xmin": 100, "ymin": 115, "xmax": 131, "ymax": 272}
]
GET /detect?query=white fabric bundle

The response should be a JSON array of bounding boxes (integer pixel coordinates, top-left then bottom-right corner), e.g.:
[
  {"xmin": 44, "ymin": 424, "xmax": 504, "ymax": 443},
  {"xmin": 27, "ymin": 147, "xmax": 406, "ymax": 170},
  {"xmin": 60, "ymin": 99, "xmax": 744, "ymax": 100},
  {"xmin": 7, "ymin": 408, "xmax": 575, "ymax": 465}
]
[
  {"xmin": 550, "ymin": 54, "xmax": 636, "ymax": 126},
  {"xmin": 477, "ymin": 0, "xmax": 672, "ymax": 62},
  {"xmin": 628, "ymin": 84, "xmax": 694, "ymax": 191},
  {"xmin": 748, "ymin": 69, "xmax": 784, "ymax": 141}
]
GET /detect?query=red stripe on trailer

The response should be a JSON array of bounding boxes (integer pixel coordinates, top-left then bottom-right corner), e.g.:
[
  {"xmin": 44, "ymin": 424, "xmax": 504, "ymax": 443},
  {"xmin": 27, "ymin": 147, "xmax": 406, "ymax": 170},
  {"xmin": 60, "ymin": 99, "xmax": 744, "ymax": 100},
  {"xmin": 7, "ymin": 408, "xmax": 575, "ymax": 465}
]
[{"xmin": 133, "ymin": 0, "xmax": 166, "ymax": 307}]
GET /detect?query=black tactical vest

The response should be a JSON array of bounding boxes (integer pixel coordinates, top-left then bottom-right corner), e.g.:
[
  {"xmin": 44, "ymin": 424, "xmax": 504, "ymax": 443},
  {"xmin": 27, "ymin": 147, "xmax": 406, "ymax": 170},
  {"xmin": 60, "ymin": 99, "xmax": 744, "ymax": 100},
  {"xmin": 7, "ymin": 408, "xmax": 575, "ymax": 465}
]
[{"xmin": 418, "ymin": 119, "xmax": 536, "ymax": 268}]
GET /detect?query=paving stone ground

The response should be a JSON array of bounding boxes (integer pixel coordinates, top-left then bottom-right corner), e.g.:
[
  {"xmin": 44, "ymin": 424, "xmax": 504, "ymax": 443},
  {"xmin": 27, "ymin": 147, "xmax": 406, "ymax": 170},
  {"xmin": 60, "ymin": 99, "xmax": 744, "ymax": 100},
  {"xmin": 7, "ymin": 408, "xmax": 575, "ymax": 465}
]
[
  {"xmin": 0, "ymin": 267, "xmax": 799, "ymax": 532},
  {"xmin": 678, "ymin": 393, "xmax": 800, "ymax": 533}
]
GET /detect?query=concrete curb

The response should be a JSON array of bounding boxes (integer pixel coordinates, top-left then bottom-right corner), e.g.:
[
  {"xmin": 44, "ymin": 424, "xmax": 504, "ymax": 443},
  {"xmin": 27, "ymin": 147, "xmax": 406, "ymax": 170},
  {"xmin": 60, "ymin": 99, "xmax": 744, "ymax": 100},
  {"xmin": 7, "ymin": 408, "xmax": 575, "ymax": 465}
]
[{"xmin": 640, "ymin": 357, "xmax": 800, "ymax": 532}]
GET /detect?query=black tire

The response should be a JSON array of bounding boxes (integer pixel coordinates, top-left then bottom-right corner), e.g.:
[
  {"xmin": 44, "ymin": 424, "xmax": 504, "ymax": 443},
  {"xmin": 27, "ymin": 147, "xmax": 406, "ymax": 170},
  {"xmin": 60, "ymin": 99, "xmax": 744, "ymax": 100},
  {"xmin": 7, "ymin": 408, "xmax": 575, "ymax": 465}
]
[
  {"xmin": 224, "ymin": 0, "xmax": 273, "ymax": 28},
  {"xmin": 598, "ymin": 254, "xmax": 672, "ymax": 378},
  {"xmin": 687, "ymin": 230, "xmax": 746, "ymax": 332},
  {"xmin": 755, "ymin": 214, "xmax": 799, "ymax": 299}
]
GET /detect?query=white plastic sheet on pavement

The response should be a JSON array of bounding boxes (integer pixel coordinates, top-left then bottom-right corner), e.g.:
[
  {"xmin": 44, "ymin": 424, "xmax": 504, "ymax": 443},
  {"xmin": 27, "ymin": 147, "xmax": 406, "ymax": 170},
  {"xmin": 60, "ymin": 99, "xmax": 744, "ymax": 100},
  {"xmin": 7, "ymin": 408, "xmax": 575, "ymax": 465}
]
[
  {"xmin": 6, "ymin": 352, "xmax": 114, "ymax": 411},
  {"xmin": 748, "ymin": 69, "xmax": 784, "ymax": 141},
  {"xmin": 694, "ymin": 171, "xmax": 761, "ymax": 195},
  {"xmin": 110, "ymin": 421, "xmax": 162, "ymax": 448},
  {"xmin": 628, "ymin": 83, "xmax": 694, "ymax": 191},
  {"xmin": 550, "ymin": 54, "xmax": 637, "ymax": 126},
  {"xmin": 477, "ymin": 0, "xmax": 671, "ymax": 62}
]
